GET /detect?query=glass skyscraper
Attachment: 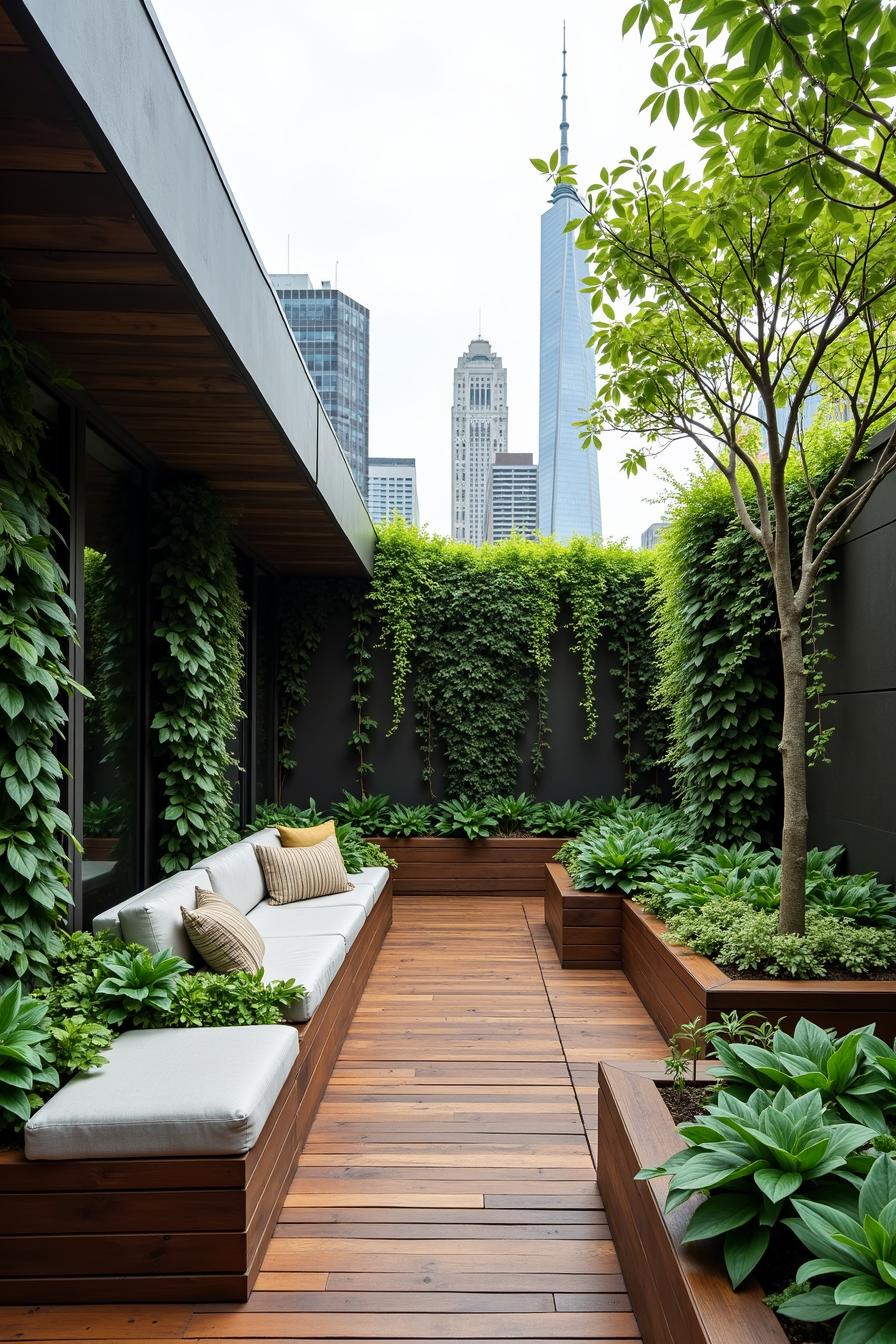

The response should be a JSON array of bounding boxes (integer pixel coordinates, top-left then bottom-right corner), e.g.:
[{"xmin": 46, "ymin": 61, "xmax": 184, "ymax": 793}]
[
  {"xmin": 537, "ymin": 40, "xmax": 601, "ymax": 541},
  {"xmin": 270, "ymin": 274, "xmax": 370, "ymax": 494}
]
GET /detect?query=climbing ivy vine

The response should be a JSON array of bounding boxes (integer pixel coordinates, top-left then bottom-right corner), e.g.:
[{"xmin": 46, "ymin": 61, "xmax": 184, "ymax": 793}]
[
  {"xmin": 346, "ymin": 584, "xmax": 377, "ymax": 795},
  {"xmin": 150, "ymin": 482, "xmax": 244, "ymax": 873},
  {"xmin": 0, "ymin": 301, "xmax": 80, "ymax": 987},
  {"xmin": 366, "ymin": 521, "xmax": 667, "ymax": 798},
  {"xmin": 276, "ymin": 579, "xmax": 329, "ymax": 801}
]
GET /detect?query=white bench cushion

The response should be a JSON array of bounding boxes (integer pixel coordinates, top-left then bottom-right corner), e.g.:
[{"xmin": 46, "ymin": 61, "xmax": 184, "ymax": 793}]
[
  {"xmin": 111, "ymin": 868, "xmax": 212, "ymax": 963},
  {"xmin": 204, "ymin": 829, "xmax": 280, "ymax": 915},
  {"xmin": 24, "ymin": 1026, "xmax": 298, "ymax": 1160},
  {"xmin": 262, "ymin": 934, "xmax": 344, "ymax": 1022},
  {"xmin": 359, "ymin": 866, "xmax": 389, "ymax": 900},
  {"xmin": 249, "ymin": 899, "xmax": 366, "ymax": 945}
]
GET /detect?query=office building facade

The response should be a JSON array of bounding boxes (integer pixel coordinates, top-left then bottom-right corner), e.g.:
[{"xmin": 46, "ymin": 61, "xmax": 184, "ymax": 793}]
[
  {"xmin": 367, "ymin": 457, "xmax": 419, "ymax": 526},
  {"xmin": 537, "ymin": 39, "xmax": 601, "ymax": 541},
  {"xmin": 487, "ymin": 453, "xmax": 538, "ymax": 542},
  {"xmin": 451, "ymin": 338, "xmax": 508, "ymax": 544},
  {"xmin": 640, "ymin": 520, "xmax": 669, "ymax": 550},
  {"xmin": 271, "ymin": 273, "xmax": 370, "ymax": 494}
]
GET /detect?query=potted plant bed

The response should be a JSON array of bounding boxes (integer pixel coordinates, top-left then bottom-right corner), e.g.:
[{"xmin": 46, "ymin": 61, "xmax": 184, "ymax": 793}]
[
  {"xmin": 544, "ymin": 862, "xmax": 622, "ymax": 968},
  {"xmin": 622, "ymin": 900, "xmax": 896, "ymax": 1039},
  {"xmin": 83, "ymin": 835, "xmax": 119, "ymax": 862},
  {"xmin": 371, "ymin": 835, "xmax": 565, "ymax": 898},
  {"xmin": 597, "ymin": 1061, "xmax": 786, "ymax": 1344}
]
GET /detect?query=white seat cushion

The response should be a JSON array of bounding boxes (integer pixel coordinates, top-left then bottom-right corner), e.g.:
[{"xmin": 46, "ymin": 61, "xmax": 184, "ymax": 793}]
[
  {"xmin": 24, "ymin": 1026, "xmax": 298, "ymax": 1160},
  {"xmin": 110, "ymin": 868, "xmax": 212, "ymax": 962},
  {"xmin": 204, "ymin": 829, "xmax": 279, "ymax": 915},
  {"xmin": 359, "ymin": 866, "xmax": 389, "ymax": 900},
  {"xmin": 262, "ymin": 935, "xmax": 345, "ymax": 1022},
  {"xmin": 249, "ymin": 891, "xmax": 370, "ymax": 933}
]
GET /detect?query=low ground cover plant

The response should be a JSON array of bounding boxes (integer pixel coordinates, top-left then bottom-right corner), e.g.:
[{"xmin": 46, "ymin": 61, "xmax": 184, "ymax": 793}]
[
  {"xmin": 640, "ymin": 1016, "xmax": 896, "ymax": 1338},
  {"xmin": 555, "ymin": 803, "xmax": 696, "ymax": 893}
]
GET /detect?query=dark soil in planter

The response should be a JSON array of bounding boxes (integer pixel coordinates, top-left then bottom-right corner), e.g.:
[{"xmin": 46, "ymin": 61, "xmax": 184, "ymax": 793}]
[
  {"xmin": 659, "ymin": 1083, "xmax": 713, "ymax": 1124},
  {"xmin": 722, "ymin": 962, "xmax": 896, "ymax": 982}
]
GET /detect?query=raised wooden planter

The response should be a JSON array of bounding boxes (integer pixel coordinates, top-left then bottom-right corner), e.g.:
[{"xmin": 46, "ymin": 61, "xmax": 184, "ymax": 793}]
[
  {"xmin": 0, "ymin": 879, "xmax": 393, "ymax": 1304},
  {"xmin": 544, "ymin": 862, "xmax": 622, "ymax": 967},
  {"xmin": 623, "ymin": 898, "xmax": 896, "ymax": 1038},
  {"xmin": 372, "ymin": 836, "xmax": 564, "ymax": 898},
  {"xmin": 597, "ymin": 1061, "xmax": 785, "ymax": 1344}
]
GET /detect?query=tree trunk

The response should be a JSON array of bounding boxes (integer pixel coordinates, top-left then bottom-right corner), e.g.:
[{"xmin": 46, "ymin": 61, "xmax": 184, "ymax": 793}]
[{"xmin": 777, "ymin": 600, "xmax": 809, "ymax": 936}]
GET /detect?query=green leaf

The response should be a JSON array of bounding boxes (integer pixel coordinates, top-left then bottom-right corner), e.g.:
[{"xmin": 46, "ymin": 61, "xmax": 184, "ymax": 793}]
[
  {"xmin": 682, "ymin": 1192, "xmax": 758, "ymax": 1242},
  {"xmin": 724, "ymin": 1222, "xmax": 770, "ymax": 1288}
]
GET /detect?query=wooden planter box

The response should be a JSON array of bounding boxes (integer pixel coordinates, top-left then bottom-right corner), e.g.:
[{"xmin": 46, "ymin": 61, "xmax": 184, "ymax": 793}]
[
  {"xmin": 371, "ymin": 835, "xmax": 565, "ymax": 897},
  {"xmin": 544, "ymin": 862, "xmax": 622, "ymax": 967},
  {"xmin": 597, "ymin": 1061, "xmax": 786, "ymax": 1344},
  {"xmin": 623, "ymin": 899, "xmax": 896, "ymax": 1038}
]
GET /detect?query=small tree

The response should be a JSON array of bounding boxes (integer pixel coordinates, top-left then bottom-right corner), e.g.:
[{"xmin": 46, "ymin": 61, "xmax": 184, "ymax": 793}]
[
  {"xmin": 629, "ymin": 0, "xmax": 896, "ymax": 209},
  {"xmin": 542, "ymin": 153, "xmax": 896, "ymax": 934}
]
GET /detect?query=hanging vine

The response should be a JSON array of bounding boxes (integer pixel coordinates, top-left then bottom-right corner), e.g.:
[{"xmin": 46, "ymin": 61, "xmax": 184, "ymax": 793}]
[
  {"xmin": 0, "ymin": 299, "xmax": 80, "ymax": 986},
  {"xmin": 346, "ymin": 586, "xmax": 377, "ymax": 796},
  {"xmin": 276, "ymin": 578, "xmax": 329, "ymax": 801},
  {"xmin": 150, "ymin": 482, "xmax": 244, "ymax": 873}
]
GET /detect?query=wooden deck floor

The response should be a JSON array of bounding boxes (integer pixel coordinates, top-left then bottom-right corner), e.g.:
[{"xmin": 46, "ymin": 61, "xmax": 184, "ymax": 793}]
[{"xmin": 3, "ymin": 895, "xmax": 665, "ymax": 1342}]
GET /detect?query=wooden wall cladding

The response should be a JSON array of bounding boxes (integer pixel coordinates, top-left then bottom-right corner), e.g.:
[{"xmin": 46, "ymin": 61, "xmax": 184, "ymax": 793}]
[
  {"xmin": 373, "ymin": 837, "xmax": 564, "ymax": 898},
  {"xmin": 544, "ymin": 863, "xmax": 622, "ymax": 968},
  {"xmin": 0, "ymin": 880, "xmax": 392, "ymax": 1304},
  {"xmin": 597, "ymin": 1062, "xmax": 785, "ymax": 1344},
  {"xmin": 622, "ymin": 898, "xmax": 896, "ymax": 1039}
]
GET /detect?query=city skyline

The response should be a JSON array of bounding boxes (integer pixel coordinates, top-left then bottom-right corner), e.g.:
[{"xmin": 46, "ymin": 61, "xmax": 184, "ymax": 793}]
[{"xmin": 154, "ymin": 0, "xmax": 698, "ymax": 543}]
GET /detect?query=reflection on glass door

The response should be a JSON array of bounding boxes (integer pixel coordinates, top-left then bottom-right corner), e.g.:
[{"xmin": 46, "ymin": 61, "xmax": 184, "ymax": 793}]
[{"xmin": 81, "ymin": 429, "xmax": 145, "ymax": 927}]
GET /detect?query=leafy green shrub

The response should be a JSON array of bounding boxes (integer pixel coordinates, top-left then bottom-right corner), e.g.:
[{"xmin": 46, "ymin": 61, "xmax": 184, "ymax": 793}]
[
  {"xmin": 435, "ymin": 798, "xmax": 499, "ymax": 841},
  {"xmin": 249, "ymin": 799, "xmax": 326, "ymax": 832},
  {"xmin": 638, "ymin": 1087, "xmax": 876, "ymax": 1288},
  {"xmin": 360, "ymin": 839, "xmax": 397, "ymax": 871},
  {"xmin": 559, "ymin": 813, "xmax": 694, "ymax": 893},
  {"xmin": 150, "ymin": 483, "xmax": 244, "ymax": 874},
  {"xmin": 486, "ymin": 792, "xmax": 540, "ymax": 835},
  {"xmin": 331, "ymin": 790, "xmax": 390, "ymax": 835},
  {"xmin": 0, "ymin": 981, "xmax": 58, "ymax": 1127},
  {"xmin": 711, "ymin": 1020, "xmax": 896, "ymax": 1134},
  {"xmin": 380, "ymin": 803, "xmax": 434, "ymax": 837},
  {"xmin": 664, "ymin": 899, "xmax": 896, "ymax": 979},
  {"xmin": 640, "ymin": 844, "xmax": 896, "ymax": 931},
  {"xmin": 95, "ymin": 948, "xmax": 191, "ymax": 1027},
  {"xmin": 664, "ymin": 1011, "xmax": 777, "ymax": 1095},
  {"xmin": 162, "ymin": 969, "xmax": 303, "ymax": 1026},
  {"xmin": 530, "ymin": 800, "xmax": 588, "ymax": 836},
  {"xmin": 45, "ymin": 1015, "xmax": 112, "ymax": 1078},
  {"xmin": 780, "ymin": 1154, "xmax": 896, "ymax": 1339}
]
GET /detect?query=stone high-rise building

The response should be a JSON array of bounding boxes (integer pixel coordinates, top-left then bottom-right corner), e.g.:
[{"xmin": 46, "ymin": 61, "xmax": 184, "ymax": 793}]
[{"xmin": 451, "ymin": 337, "xmax": 508, "ymax": 544}]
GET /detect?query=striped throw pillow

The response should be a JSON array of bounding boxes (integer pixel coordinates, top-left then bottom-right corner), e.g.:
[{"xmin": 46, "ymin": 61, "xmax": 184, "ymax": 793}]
[
  {"xmin": 254, "ymin": 836, "xmax": 353, "ymax": 905},
  {"xmin": 181, "ymin": 889, "xmax": 265, "ymax": 973}
]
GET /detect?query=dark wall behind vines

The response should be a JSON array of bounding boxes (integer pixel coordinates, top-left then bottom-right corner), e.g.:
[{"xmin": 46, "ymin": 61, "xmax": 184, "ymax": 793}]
[{"xmin": 282, "ymin": 603, "xmax": 650, "ymax": 808}]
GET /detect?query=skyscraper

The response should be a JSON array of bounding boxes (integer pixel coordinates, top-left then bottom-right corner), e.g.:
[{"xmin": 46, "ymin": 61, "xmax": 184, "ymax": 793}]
[
  {"xmin": 451, "ymin": 337, "xmax": 508, "ymax": 544},
  {"xmin": 367, "ymin": 457, "xmax": 419, "ymax": 526},
  {"xmin": 537, "ymin": 35, "xmax": 601, "ymax": 542},
  {"xmin": 270, "ymin": 273, "xmax": 370, "ymax": 494},
  {"xmin": 486, "ymin": 453, "xmax": 538, "ymax": 542}
]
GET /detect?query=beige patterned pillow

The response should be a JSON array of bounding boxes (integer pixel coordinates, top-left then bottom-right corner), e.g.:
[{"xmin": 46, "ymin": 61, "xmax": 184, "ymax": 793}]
[
  {"xmin": 254, "ymin": 836, "xmax": 353, "ymax": 905},
  {"xmin": 181, "ymin": 889, "xmax": 265, "ymax": 973}
]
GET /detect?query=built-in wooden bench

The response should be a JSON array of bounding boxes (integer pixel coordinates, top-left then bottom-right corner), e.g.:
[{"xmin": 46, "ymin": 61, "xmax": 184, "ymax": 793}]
[
  {"xmin": 544, "ymin": 862, "xmax": 622, "ymax": 968},
  {"xmin": 0, "ymin": 877, "xmax": 392, "ymax": 1305}
]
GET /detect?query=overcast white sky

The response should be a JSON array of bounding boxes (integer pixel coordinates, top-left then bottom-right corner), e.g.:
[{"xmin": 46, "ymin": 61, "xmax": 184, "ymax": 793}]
[{"xmin": 153, "ymin": 0, "xmax": 699, "ymax": 543}]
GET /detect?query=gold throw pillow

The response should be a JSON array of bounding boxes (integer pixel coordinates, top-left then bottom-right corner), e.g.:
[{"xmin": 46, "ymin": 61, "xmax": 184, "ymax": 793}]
[
  {"xmin": 255, "ymin": 836, "xmax": 353, "ymax": 905},
  {"xmin": 181, "ymin": 889, "xmax": 265, "ymax": 973},
  {"xmin": 277, "ymin": 819, "xmax": 336, "ymax": 847}
]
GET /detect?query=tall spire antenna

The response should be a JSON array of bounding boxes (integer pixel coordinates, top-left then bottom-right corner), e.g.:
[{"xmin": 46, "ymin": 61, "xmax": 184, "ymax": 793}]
[{"xmin": 560, "ymin": 21, "xmax": 569, "ymax": 167}]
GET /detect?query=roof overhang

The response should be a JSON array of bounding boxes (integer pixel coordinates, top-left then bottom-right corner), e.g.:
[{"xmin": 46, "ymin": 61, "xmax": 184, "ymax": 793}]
[{"xmin": 0, "ymin": 0, "xmax": 376, "ymax": 575}]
